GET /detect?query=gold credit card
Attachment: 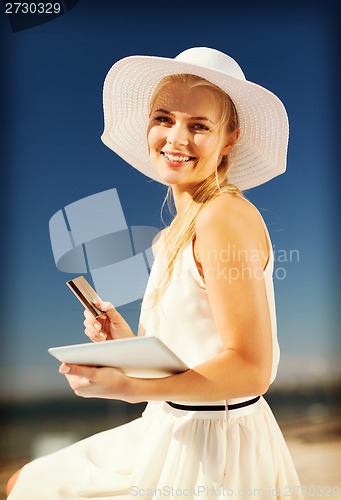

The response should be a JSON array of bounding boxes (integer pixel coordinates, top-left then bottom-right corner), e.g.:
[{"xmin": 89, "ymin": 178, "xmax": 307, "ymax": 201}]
[{"xmin": 66, "ymin": 276, "xmax": 103, "ymax": 318}]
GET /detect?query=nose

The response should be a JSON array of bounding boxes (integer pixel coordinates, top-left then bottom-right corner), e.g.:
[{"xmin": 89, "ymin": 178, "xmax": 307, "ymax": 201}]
[{"xmin": 167, "ymin": 123, "xmax": 189, "ymax": 147}]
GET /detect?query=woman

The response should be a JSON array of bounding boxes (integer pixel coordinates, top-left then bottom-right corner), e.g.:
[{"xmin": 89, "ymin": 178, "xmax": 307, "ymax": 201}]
[{"xmin": 8, "ymin": 47, "xmax": 303, "ymax": 499}]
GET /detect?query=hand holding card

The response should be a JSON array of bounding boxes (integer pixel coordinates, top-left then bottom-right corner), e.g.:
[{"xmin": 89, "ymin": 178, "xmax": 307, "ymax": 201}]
[{"xmin": 67, "ymin": 276, "xmax": 135, "ymax": 341}]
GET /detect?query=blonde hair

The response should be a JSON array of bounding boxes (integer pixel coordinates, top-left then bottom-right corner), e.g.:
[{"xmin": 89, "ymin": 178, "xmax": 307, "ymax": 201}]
[{"xmin": 149, "ymin": 74, "xmax": 243, "ymax": 304}]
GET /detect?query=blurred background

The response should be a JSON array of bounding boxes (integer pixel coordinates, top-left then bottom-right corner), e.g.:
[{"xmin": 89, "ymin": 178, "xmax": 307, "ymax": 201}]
[{"xmin": 0, "ymin": 0, "xmax": 340, "ymax": 497}]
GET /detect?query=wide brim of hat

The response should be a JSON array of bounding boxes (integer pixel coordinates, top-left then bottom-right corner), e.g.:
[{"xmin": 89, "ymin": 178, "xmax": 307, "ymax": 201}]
[{"xmin": 101, "ymin": 54, "xmax": 289, "ymax": 190}]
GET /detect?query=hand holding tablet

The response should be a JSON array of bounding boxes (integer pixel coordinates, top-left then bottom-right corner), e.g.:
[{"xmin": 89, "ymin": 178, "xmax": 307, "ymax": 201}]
[
  {"xmin": 49, "ymin": 276, "xmax": 189, "ymax": 378},
  {"xmin": 49, "ymin": 336, "xmax": 189, "ymax": 378}
]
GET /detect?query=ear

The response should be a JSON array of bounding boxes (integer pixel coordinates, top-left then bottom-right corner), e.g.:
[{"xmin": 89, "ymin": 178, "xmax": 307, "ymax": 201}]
[
  {"xmin": 221, "ymin": 129, "xmax": 240, "ymax": 155},
  {"xmin": 221, "ymin": 143, "xmax": 233, "ymax": 156}
]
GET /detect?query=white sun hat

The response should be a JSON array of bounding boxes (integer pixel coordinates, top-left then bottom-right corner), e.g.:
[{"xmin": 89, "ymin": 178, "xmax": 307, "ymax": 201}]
[{"xmin": 101, "ymin": 47, "xmax": 289, "ymax": 190}]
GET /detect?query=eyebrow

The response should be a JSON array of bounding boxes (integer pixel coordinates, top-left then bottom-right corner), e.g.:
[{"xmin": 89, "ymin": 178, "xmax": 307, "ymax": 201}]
[{"xmin": 154, "ymin": 108, "xmax": 214, "ymax": 124}]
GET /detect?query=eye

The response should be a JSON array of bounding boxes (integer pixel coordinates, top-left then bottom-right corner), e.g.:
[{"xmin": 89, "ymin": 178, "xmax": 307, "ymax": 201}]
[
  {"xmin": 191, "ymin": 123, "xmax": 210, "ymax": 132},
  {"xmin": 154, "ymin": 115, "xmax": 173, "ymax": 125}
]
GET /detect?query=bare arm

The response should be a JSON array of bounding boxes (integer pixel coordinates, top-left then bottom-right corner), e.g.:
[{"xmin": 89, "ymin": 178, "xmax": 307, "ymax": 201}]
[{"xmin": 124, "ymin": 196, "xmax": 272, "ymax": 402}]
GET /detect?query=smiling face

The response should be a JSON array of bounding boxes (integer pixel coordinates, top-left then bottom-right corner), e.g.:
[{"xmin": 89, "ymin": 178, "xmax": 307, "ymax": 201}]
[{"xmin": 147, "ymin": 79, "xmax": 238, "ymax": 192}]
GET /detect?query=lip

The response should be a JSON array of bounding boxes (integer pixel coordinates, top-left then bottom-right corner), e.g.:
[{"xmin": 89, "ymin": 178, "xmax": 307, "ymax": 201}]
[{"xmin": 161, "ymin": 150, "xmax": 196, "ymax": 166}]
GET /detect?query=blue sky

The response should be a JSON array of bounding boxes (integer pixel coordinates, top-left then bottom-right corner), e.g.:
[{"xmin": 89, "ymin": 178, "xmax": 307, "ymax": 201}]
[{"xmin": 0, "ymin": 0, "xmax": 339, "ymax": 400}]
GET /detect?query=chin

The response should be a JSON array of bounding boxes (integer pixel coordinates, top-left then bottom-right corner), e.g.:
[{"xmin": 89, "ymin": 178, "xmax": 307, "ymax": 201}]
[{"xmin": 156, "ymin": 168, "xmax": 186, "ymax": 185}]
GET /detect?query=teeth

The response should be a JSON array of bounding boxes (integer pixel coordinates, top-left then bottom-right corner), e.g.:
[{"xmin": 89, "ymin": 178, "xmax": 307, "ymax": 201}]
[{"xmin": 163, "ymin": 152, "xmax": 191, "ymax": 162}]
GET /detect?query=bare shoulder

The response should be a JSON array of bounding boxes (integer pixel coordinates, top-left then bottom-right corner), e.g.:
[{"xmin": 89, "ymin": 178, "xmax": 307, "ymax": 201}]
[
  {"xmin": 195, "ymin": 194, "xmax": 269, "ymax": 268},
  {"xmin": 196, "ymin": 193, "xmax": 264, "ymax": 236}
]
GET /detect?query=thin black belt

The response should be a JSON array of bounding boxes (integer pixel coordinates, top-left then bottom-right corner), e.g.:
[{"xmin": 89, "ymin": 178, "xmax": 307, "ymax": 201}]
[{"xmin": 166, "ymin": 396, "xmax": 260, "ymax": 412}]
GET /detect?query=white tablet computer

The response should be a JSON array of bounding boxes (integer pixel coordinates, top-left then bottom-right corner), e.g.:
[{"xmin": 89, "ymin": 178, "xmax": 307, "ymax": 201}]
[{"xmin": 48, "ymin": 336, "xmax": 189, "ymax": 378}]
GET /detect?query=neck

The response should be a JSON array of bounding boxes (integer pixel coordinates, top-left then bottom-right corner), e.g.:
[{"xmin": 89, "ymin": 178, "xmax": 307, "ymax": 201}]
[{"xmin": 171, "ymin": 185, "xmax": 196, "ymax": 217}]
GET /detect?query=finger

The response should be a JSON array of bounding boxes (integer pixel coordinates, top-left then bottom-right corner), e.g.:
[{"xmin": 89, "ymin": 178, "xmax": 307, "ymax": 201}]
[
  {"xmin": 83, "ymin": 317, "xmax": 104, "ymax": 332},
  {"xmin": 84, "ymin": 326, "xmax": 107, "ymax": 342},
  {"xmin": 83, "ymin": 313, "xmax": 107, "ymax": 338},
  {"xmin": 93, "ymin": 301, "xmax": 114, "ymax": 314},
  {"xmin": 59, "ymin": 363, "xmax": 97, "ymax": 380},
  {"xmin": 94, "ymin": 301, "xmax": 120, "ymax": 324},
  {"xmin": 91, "ymin": 301, "xmax": 121, "ymax": 329},
  {"xmin": 83, "ymin": 308, "xmax": 107, "ymax": 325},
  {"xmin": 84, "ymin": 308, "xmax": 92, "ymax": 319},
  {"xmin": 59, "ymin": 363, "xmax": 71, "ymax": 374},
  {"xmin": 83, "ymin": 309, "xmax": 107, "ymax": 330}
]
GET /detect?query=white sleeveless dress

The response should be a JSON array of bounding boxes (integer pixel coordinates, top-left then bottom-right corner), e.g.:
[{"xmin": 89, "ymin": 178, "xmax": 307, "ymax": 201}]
[{"xmin": 9, "ymin": 205, "xmax": 303, "ymax": 500}]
